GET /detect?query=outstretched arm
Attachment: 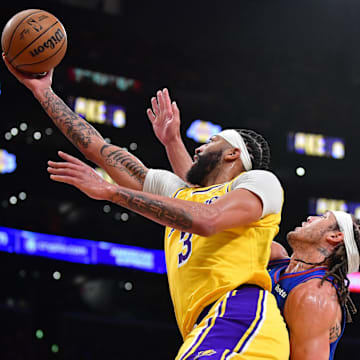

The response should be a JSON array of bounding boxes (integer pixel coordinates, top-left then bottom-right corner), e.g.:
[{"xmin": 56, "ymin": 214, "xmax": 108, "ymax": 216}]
[
  {"xmin": 2, "ymin": 55, "xmax": 147, "ymax": 190},
  {"xmin": 47, "ymin": 152, "xmax": 263, "ymax": 236},
  {"xmin": 147, "ymin": 88, "xmax": 193, "ymax": 181}
]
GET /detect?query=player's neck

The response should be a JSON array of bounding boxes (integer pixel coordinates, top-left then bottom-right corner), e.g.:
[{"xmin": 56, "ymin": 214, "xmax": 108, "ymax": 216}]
[
  {"xmin": 286, "ymin": 248, "xmax": 328, "ymax": 273},
  {"xmin": 202, "ymin": 163, "xmax": 245, "ymax": 187}
]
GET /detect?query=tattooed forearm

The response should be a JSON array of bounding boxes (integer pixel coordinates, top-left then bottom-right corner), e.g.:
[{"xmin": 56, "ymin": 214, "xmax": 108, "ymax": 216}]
[
  {"xmin": 329, "ymin": 323, "xmax": 341, "ymax": 341},
  {"xmin": 40, "ymin": 89, "xmax": 103, "ymax": 148},
  {"xmin": 110, "ymin": 188, "xmax": 192, "ymax": 230},
  {"xmin": 100, "ymin": 144, "xmax": 147, "ymax": 185}
]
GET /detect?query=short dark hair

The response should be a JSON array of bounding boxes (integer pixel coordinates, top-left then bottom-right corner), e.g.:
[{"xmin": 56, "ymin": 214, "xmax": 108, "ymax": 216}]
[{"xmin": 235, "ymin": 129, "xmax": 271, "ymax": 170}]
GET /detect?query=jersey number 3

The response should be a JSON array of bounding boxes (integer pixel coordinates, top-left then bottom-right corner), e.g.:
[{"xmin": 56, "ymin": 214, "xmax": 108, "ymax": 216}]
[{"xmin": 178, "ymin": 232, "xmax": 193, "ymax": 267}]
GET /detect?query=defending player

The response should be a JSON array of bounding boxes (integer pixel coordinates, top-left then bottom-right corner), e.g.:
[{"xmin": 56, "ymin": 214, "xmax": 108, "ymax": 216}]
[
  {"xmin": 3, "ymin": 56, "xmax": 289, "ymax": 360},
  {"xmin": 144, "ymin": 89, "xmax": 360, "ymax": 359},
  {"xmin": 268, "ymin": 212, "xmax": 359, "ymax": 360}
]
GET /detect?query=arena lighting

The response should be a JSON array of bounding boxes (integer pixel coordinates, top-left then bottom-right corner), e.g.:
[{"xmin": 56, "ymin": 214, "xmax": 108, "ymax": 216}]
[
  {"xmin": 45, "ymin": 128, "xmax": 53, "ymax": 136},
  {"xmin": 348, "ymin": 273, "xmax": 360, "ymax": 293},
  {"xmin": 287, "ymin": 132, "xmax": 345, "ymax": 159},
  {"xmin": 1, "ymin": 226, "xmax": 358, "ymax": 292},
  {"xmin": 119, "ymin": 281, "xmax": 134, "ymax": 291},
  {"xmin": 68, "ymin": 67, "xmax": 142, "ymax": 92},
  {"xmin": 0, "ymin": 149, "xmax": 17, "ymax": 174},
  {"xmin": 0, "ymin": 226, "xmax": 166, "ymax": 274},
  {"xmin": 9, "ymin": 196, "xmax": 17, "ymax": 205},
  {"xmin": 129, "ymin": 142, "xmax": 138, "ymax": 151},
  {"xmin": 69, "ymin": 96, "xmax": 126, "ymax": 128},
  {"xmin": 309, "ymin": 198, "xmax": 360, "ymax": 218},
  {"xmin": 103, "ymin": 204, "xmax": 111, "ymax": 213},
  {"xmin": 51, "ymin": 344, "xmax": 59, "ymax": 353},
  {"xmin": 121, "ymin": 213, "xmax": 129, "ymax": 222},
  {"xmin": 19, "ymin": 122, "xmax": 28, "ymax": 131},
  {"xmin": 35, "ymin": 329, "xmax": 44, "ymax": 339},
  {"xmin": 33, "ymin": 131, "xmax": 42, "ymax": 140},
  {"xmin": 186, "ymin": 120, "xmax": 222, "ymax": 143},
  {"xmin": 295, "ymin": 166, "xmax": 305, "ymax": 177},
  {"xmin": 19, "ymin": 192, "xmax": 27, "ymax": 200},
  {"xmin": 53, "ymin": 271, "xmax": 61, "ymax": 280}
]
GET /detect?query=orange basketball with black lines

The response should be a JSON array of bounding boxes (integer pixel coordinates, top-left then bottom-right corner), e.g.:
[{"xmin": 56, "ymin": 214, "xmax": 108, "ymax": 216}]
[{"xmin": 1, "ymin": 9, "xmax": 67, "ymax": 74}]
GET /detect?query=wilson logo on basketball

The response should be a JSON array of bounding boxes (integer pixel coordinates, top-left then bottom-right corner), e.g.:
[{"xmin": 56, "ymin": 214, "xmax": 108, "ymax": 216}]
[{"xmin": 29, "ymin": 28, "xmax": 65, "ymax": 57}]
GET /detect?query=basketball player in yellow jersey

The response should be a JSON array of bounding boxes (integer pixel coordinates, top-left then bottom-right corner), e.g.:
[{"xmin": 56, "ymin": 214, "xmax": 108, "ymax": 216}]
[{"xmin": 3, "ymin": 57, "xmax": 289, "ymax": 360}]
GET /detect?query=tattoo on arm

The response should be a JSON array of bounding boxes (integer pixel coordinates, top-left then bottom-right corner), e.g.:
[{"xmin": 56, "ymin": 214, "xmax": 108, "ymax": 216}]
[
  {"xmin": 110, "ymin": 188, "xmax": 192, "ymax": 230},
  {"xmin": 40, "ymin": 89, "xmax": 103, "ymax": 148},
  {"xmin": 100, "ymin": 144, "xmax": 147, "ymax": 185},
  {"xmin": 329, "ymin": 323, "xmax": 341, "ymax": 342}
]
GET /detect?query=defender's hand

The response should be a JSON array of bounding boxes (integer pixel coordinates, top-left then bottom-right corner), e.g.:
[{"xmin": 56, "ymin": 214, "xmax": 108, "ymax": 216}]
[{"xmin": 147, "ymin": 88, "xmax": 181, "ymax": 146}]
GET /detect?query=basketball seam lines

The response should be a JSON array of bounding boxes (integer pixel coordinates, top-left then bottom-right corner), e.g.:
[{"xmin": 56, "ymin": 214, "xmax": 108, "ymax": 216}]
[
  {"xmin": 17, "ymin": 39, "xmax": 66, "ymax": 69},
  {"xmin": 5, "ymin": 10, "xmax": 44, "ymax": 56},
  {"xmin": 9, "ymin": 21, "xmax": 60, "ymax": 64}
]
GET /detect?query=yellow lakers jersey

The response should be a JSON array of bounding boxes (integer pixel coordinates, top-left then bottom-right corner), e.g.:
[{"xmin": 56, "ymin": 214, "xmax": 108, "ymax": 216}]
[{"xmin": 164, "ymin": 174, "xmax": 282, "ymax": 339}]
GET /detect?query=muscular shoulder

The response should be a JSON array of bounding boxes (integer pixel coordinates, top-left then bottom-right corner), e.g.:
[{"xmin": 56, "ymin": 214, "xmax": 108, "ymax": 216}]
[
  {"xmin": 231, "ymin": 170, "xmax": 283, "ymax": 217},
  {"xmin": 143, "ymin": 169, "xmax": 188, "ymax": 197},
  {"xmin": 232, "ymin": 170, "xmax": 281, "ymax": 188},
  {"xmin": 287, "ymin": 279, "xmax": 339, "ymax": 312},
  {"xmin": 285, "ymin": 279, "xmax": 339, "ymax": 330}
]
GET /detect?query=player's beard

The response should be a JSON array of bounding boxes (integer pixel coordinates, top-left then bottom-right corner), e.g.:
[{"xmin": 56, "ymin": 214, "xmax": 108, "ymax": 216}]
[{"xmin": 186, "ymin": 150, "xmax": 223, "ymax": 187}]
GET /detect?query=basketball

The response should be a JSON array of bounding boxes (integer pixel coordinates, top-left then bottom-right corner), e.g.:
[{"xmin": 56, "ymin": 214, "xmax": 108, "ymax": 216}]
[{"xmin": 1, "ymin": 9, "xmax": 67, "ymax": 74}]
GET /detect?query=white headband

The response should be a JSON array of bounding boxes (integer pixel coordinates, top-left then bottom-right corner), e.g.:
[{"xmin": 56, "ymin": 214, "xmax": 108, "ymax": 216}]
[
  {"xmin": 331, "ymin": 211, "xmax": 360, "ymax": 274},
  {"xmin": 218, "ymin": 129, "xmax": 252, "ymax": 171}
]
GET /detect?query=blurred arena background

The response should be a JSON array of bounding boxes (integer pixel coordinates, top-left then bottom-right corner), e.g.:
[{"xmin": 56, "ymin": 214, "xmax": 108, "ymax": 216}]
[{"xmin": 1, "ymin": 0, "xmax": 360, "ymax": 358}]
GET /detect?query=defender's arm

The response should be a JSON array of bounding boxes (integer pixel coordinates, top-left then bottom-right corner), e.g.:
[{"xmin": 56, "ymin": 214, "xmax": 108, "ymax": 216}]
[
  {"xmin": 284, "ymin": 280, "xmax": 340, "ymax": 360},
  {"xmin": 270, "ymin": 241, "xmax": 289, "ymax": 261}
]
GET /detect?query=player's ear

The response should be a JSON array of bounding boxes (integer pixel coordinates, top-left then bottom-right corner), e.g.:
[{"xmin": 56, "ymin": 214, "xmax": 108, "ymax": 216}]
[
  {"xmin": 325, "ymin": 231, "xmax": 344, "ymax": 247},
  {"xmin": 224, "ymin": 147, "xmax": 240, "ymax": 161}
]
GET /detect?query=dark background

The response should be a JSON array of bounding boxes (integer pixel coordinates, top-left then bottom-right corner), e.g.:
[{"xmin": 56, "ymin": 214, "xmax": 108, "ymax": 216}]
[{"xmin": 0, "ymin": 0, "xmax": 360, "ymax": 358}]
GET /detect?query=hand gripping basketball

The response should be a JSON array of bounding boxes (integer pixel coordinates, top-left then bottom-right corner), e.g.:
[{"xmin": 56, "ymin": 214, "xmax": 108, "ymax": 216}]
[
  {"xmin": 2, "ymin": 53, "xmax": 53, "ymax": 95},
  {"xmin": 1, "ymin": 9, "xmax": 67, "ymax": 74}
]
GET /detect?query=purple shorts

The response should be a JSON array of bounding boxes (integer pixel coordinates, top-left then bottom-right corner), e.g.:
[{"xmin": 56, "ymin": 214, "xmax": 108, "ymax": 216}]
[{"xmin": 175, "ymin": 285, "xmax": 289, "ymax": 360}]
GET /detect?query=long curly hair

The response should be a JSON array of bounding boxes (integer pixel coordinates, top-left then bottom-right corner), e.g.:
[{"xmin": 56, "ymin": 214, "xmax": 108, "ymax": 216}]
[{"xmin": 320, "ymin": 216, "xmax": 360, "ymax": 323}]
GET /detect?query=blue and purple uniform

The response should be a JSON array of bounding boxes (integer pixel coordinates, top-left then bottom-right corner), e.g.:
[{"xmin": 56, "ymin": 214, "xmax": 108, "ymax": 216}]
[{"xmin": 268, "ymin": 258, "xmax": 345, "ymax": 360}]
